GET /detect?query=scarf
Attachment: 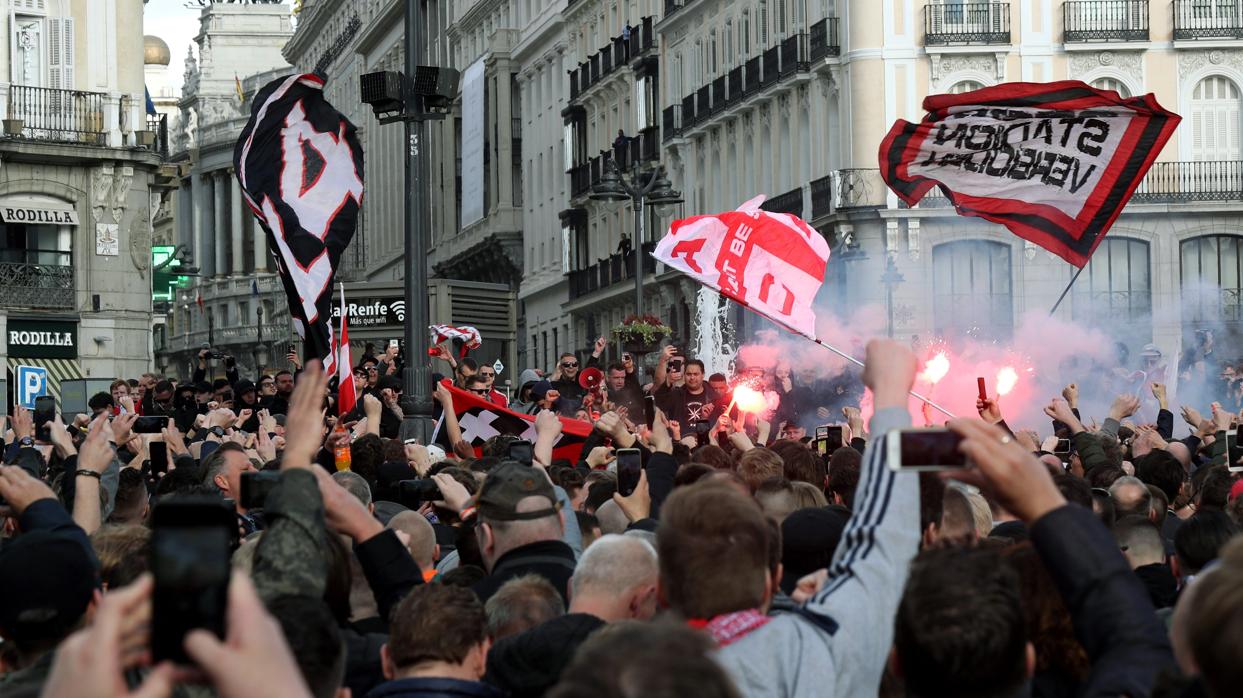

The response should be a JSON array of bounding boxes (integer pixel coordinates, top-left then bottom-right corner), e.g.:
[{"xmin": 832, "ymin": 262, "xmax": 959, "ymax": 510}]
[{"xmin": 687, "ymin": 608, "xmax": 771, "ymax": 648}]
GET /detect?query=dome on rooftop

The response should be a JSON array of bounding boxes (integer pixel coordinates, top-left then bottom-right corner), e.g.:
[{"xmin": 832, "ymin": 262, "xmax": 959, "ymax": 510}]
[{"xmin": 144, "ymin": 35, "xmax": 171, "ymax": 67}]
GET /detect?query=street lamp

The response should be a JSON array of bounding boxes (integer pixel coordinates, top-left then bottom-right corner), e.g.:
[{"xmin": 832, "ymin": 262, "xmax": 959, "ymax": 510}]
[{"xmin": 589, "ymin": 155, "xmax": 682, "ymax": 319}]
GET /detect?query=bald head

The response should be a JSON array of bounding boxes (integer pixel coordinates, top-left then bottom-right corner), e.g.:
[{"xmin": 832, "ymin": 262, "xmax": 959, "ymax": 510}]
[
  {"xmin": 595, "ymin": 500, "xmax": 630, "ymax": 535},
  {"xmin": 569, "ymin": 534, "xmax": 659, "ymax": 621},
  {"xmin": 1110, "ymin": 476, "xmax": 1152, "ymax": 519},
  {"xmin": 387, "ymin": 510, "xmax": 438, "ymax": 570}
]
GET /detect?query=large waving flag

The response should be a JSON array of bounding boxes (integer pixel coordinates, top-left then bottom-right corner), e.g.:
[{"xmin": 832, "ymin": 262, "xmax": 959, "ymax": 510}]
[
  {"xmin": 432, "ymin": 382, "xmax": 592, "ymax": 463},
  {"xmin": 234, "ymin": 73, "xmax": 364, "ymax": 376},
  {"xmin": 653, "ymin": 195, "xmax": 830, "ymax": 339},
  {"xmin": 336, "ymin": 285, "xmax": 356, "ymax": 417},
  {"xmin": 879, "ymin": 80, "xmax": 1179, "ymax": 267}
]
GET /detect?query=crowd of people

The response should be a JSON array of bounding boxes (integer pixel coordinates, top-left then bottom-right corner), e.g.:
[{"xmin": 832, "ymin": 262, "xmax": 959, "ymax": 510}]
[{"xmin": 5, "ymin": 333, "xmax": 1243, "ymax": 698}]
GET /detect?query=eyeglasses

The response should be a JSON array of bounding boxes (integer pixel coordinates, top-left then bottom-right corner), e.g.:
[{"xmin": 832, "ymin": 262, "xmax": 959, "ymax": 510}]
[
  {"xmin": 561, "ymin": 362, "xmax": 579, "ymax": 368},
  {"xmin": 260, "ymin": 382, "xmax": 274, "ymax": 387},
  {"xmin": 469, "ymin": 388, "xmax": 490, "ymax": 395},
  {"xmin": 366, "ymin": 367, "xmax": 378, "ymax": 373},
  {"xmin": 622, "ymin": 354, "xmax": 633, "ymax": 362},
  {"xmin": 479, "ymin": 372, "xmax": 495, "ymax": 378}
]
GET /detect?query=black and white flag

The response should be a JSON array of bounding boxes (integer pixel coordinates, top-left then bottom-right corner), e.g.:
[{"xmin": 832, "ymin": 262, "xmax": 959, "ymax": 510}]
[{"xmin": 234, "ymin": 73, "xmax": 364, "ymax": 373}]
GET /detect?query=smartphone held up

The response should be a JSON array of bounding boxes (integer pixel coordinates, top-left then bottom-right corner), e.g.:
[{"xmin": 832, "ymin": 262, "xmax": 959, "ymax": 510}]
[{"xmin": 887, "ymin": 428, "xmax": 968, "ymax": 472}]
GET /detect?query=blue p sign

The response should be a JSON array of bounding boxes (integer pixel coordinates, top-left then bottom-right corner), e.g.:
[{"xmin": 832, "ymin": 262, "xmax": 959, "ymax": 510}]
[{"xmin": 16, "ymin": 365, "xmax": 48, "ymax": 409}]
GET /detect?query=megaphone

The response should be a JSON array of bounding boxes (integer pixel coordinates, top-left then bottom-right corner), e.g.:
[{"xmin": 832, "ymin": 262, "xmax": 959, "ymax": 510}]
[{"xmin": 579, "ymin": 366, "xmax": 604, "ymax": 392}]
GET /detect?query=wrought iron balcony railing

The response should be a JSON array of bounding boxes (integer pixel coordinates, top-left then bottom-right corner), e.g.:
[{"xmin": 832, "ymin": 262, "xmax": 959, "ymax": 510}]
[
  {"xmin": 1174, "ymin": 0, "xmax": 1243, "ymax": 39},
  {"xmin": 809, "ymin": 18, "xmax": 842, "ymax": 61},
  {"xmin": 1063, "ymin": 0, "xmax": 1149, "ymax": 42},
  {"xmin": 810, "ymin": 175, "xmax": 834, "ymax": 219},
  {"xmin": 1131, "ymin": 161, "xmax": 1243, "ymax": 203},
  {"xmin": 662, "ymin": 104, "xmax": 681, "ymax": 141},
  {"xmin": 146, "ymin": 113, "xmax": 169, "ymax": 158},
  {"xmin": 568, "ymin": 242, "xmax": 657, "ymax": 298},
  {"xmin": 779, "ymin": 34, "xmax": 810, "ymax": 77},
  {"xmin": 0, "ymin": 261, "xmax": 74, "ymax": 309},
  {"xmin": 681, "ymin": 93, "xmax": 697, "ymax": 128},
  {"xmin": 925, "ymin": 3, "xmax": 1011, "ymax": 46},
  {"xmin": 760, "ymin": 187, "xmax": 804, "ymax": 218},
  {"xmin": 8, "ymin": 85, "xmax": 107, "ymax": 146}
]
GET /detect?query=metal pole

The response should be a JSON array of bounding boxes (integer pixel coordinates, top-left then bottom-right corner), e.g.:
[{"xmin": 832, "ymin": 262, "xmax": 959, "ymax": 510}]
[
  {"xmin": 633, "ymin": 193, "xmax": 644, "ymax": 318},
  {"xmin": 1048, "ymin": 265, "xmax": 1086, "ymax": 317},
  {"xmin": 400, "ymin": 0, "xmax": 434, "ymax": 443}
]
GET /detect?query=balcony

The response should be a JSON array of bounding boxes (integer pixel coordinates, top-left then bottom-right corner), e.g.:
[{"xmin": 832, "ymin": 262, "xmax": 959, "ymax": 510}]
[
  {"xmin": 569, "ymin": 69, "xmax": 580, "ymax": 100},
  {"xmin": 628, "ymin": 17, "xmax": 657, "ymax": 58},
  {"xmin": 664, "ymin": 0, "xmax": 688, "ymax": 19},
  {"xmin": 146, "ymin": 113, "xmax": 169, "ymax": 159},
  {"xmin": 727, "ymin": 66, "xmax": 743, "ymax": 106},
  {"xmin": 568, "ymin": 242, "xmax": 657, "ymax": 298},
  {"xmin": 760, "ymin": 187, "xmax": 804, "ymax": 218},
  {"xmin": 612, "ymin": 130, "xmax": 660, "ymax": 170},
  {"xmin": 810, "ymin": 175, "xmax": 834, "ymax": 219},
  {"xmin": 809, "ymin": 18, "xmax": 842, "ymax": 61},
  {"xmin": 7, "ymin": 85, "xmax": 107, "ymax": 146},
  {"xmin": 570, "ymin": 163, "xmax": 591, "ymax": 198},
  {"xmin": 1131, "ymin": 161, "xmax": 1243, "ymax": 203},
  {"xmin": 711, "ymin": 76, "xmax": 726, "ymax": 114},
  {"xmin": 925, "ymin": 3, "xmax": 1011, "ymax": 46},
  {"xmin": 762, "ymin": 46, "xmax": 780, "ymax": 85},
  {"xmin": 697, "ymin": 85, "xmax": 711, "ymax": 118},
  {"xmin": 1174, "ymin": 0, "xmax": 1243, "ymax": 40},
  {"xmin": 0, "ymin": 258, "xmax": 74, "ymax": 309},
  {"xmin": 744, "ymin": 56, "xmax": 762, "ymax": 94},
  {"xmin": 779, "ymin": 34, "xmax": 810, "ymax": 77},
  {"xmin": 1063, "ymin": 1, "xmax": 1149, "ymax": 42},
  {"xmin": 681, "ymin": 93, "xmax": 697, "ymax": 128},
  {"xmin": 662, "ymin": 104, "xmax": 681, "ymax": 141}
]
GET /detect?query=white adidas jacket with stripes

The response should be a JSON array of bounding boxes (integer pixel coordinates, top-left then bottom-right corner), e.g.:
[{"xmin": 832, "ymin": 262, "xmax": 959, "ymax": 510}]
[{"xmin": 718, "ymin": 406, "xmax": 920, "ymax": 697}]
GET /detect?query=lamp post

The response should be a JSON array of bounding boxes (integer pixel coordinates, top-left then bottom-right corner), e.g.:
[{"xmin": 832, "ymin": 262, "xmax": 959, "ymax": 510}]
[
  {"xmin": 256, "ymin": 304, "xmax": 264, "ymax": 373},
  {"xmin": 880, "ymin": 253, "xmax": 905, "ymax": 339},
  {"xmin": 588, "ymin": 153, "xmax": 683, "ymax": 320}
]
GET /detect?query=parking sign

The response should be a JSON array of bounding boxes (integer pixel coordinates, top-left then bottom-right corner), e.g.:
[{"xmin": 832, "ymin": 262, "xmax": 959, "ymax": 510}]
[{"xmin": 16, "ymin": 365, "xmax": 48, "ymax": 409}]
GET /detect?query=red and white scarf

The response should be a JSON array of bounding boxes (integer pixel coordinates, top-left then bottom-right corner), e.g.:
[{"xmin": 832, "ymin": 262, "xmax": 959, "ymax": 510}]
[{"xmin": 687, "ymin": 608, "xmax": 771, "ymax": 648}]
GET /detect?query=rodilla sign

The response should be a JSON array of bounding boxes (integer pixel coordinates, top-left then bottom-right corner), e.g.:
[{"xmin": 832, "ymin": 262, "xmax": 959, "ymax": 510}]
[{"xmin": 330, "ymin": 298, "xmax": 406, "ymax": 328}]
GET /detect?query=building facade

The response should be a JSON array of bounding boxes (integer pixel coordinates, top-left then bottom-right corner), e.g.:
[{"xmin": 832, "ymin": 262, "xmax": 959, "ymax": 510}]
[
  {"xmin": 0, "ymin": 0, "xmax": 166, "ymax": 410},
  {"xmin": 155, "ymin": 2, "xmax": 295, "ymax": 381},
  {"xmin": 645, "ymin": 0, "xmax": 1243, "ymax": 365}
]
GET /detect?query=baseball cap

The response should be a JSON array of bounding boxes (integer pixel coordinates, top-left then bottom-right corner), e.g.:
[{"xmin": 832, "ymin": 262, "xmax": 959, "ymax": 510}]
[
  {"xmin": 476, "ymin": 462, "xmax": 560, "ymax": 522},
  {"xmin": 377, "ymin": 375, "xmax": 403, "ymax": 392},
  {"xmin": 0, "ymin": 532, "xmax": 98, "ymax": 649},
  {"xmin": 780, "ymin": 506, "xmax": 849, "ymax": 594},
  {"xmin": 530, "ymin": 381, "xmax": 553, "ymax": 401}
]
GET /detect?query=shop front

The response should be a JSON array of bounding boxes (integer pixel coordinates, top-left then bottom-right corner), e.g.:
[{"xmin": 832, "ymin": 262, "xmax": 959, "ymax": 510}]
[{"xmin": 4, "ymin": 317, "xmax": 83, "ymax": 413}]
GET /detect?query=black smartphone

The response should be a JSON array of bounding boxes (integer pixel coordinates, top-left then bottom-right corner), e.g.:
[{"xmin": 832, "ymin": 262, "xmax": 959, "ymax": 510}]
[
  {"xmin": 508, "ymin": 439, "xmax": 534, "ymax": 466},
  {"xmin": 644, "ymin": 395, "xmax": 656, "ymax": 430},
  {"xmin": 134, "ymin": 416, "xmax": 169, "ymax": 434},
  {"xmin": 397, "ymin": 479, "xmax": 442, "ymax": 510},
  {"xmin": 1229, "ymin": 429, "xmax": 1243, "ymax": 473},
  {"xmin": 287, "ymin": 342, "xmax": 296, "ymax": 354},
  {"xmin": 1055, "ymin": 438, "xmax": 1071, "ymax": 454},
  {"xmin": 239, "ymin": 470, "xmax": 281, "ymax": 510},
  {"xmin": 814, "ymin": 424, "xmax": 844, "ymax": 457},
  {"xmin": 669, "ymin": 358, "xmax": 684, "ymax": 372},
  {"xmin": 149, "ymin": 441, "xmax": 169, "ymax": 477},
  {"xmin": 886, "ymin": 428, "xmax": 967, "ymax": 472},
  {"xmin": 616, "ymin": 447, "xmax": 642, "ymax": 497},
  {"xmin": 33, "ymin": 395, "xmax": 55, "ymax": 442},
  {"xmin": 151, "ymin": 498, "xmax": 233, "ymax": 664}
]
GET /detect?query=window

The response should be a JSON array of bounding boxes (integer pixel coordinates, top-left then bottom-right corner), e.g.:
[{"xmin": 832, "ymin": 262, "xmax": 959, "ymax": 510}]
[
  {"xmin": 1191, "ymin": 76, "xmax": 1241, "ymax": 161},
  {"xmin": 1071, "ymin": 238, "xmax": 1151, "ymax": 339},
  {"xmin": 0, "ymin": 219, "xmax": 71, "ymax": 265},
  {"xmin": 1091, "ymin": 77, "xmax": 1131, "ymax": 99},
  {"xmin": 933, "ymin": 241, "xmax": 1013, "ymax": 337},
  {"xmin": 948, "ymin": 80, "xmax": 985, "ymax": 94},
  {"xmin": 741, "ymin": 11, "xmax": 751, "ymax": 57},
  {"xmin": 1181, "ymin": 235, "xmax": 1243, "ymax": 325},
  {"xmin": 759, "ymin": 1, "xmax": 769, "ymax": 48}
]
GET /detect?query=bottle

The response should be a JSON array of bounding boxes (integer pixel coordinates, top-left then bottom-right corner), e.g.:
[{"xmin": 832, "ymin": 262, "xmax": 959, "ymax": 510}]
[{"xmin": 333, "ymin": 423, "xmax": 352, "ymax": 471}]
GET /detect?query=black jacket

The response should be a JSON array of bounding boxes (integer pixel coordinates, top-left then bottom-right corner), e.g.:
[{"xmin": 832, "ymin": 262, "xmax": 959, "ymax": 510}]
[
  {"xmin": 366, "ymin": 677, "xmax": 505, "ymax": 698},
  {"xmin": 473, "ymin": 539, "xmax": 577, "ymax": 604},
  {"xmin": 484, "ymin": 613, "xmax": 607, "ymax": 697},
  {"xmin": 1030, "ymin": 504, "xmax": 1175, "ymax": 697},
  {"xmin": 1133, "ymin": 562, "xmax": 1179, "ymax": 610}
]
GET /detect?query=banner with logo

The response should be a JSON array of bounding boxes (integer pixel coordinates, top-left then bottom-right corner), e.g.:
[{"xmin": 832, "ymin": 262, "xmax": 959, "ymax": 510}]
[
  {"xmin": 235, "ymin": 73, "xmax": 365, "ymax": 376},
  {"xmin": 879, "ymin": 80, "xmax": 1179, "ymax": 267},
  {"xmin": 432, "ymin": 382, "xmax": 591, "ymax": 463}
]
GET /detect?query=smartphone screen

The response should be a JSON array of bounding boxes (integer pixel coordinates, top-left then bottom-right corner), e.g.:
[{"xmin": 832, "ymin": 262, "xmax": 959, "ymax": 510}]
[
  {"xmin": 33, "ymin": 395, "xmax": 55, "ymax": 442},
  {"xmin": 1055, "ymin": 438, "xmax": 1071, "ymax": 454},
  {"xmin": 616, "ymin": 448, "xmax": 642, "ymax": 497},
  {"xmin": 1229, "ymin": 429, "xmax": 1243, "ymax": 473},
  {"xmin": 814, "ymin": 424, "xmax": 843, "ymax": 457},
  {"xmin": 152, "ymin": 499, "xmax": 233, "ymax": 664},
  {"xmin": 133, "ymin": 416, "xmax": 169, "ymax": 434},
  {"xmin": 644, "ymin": 395, "xmax": 656, "ymax": 430},
  {"xmin": 508, "ymin": 440, "xmax": 534, "ymax": 466},
  {"xmin": 886, "ymin": 428, "xmax": 967, "ymax": 472},
  {"xmin": 239, "ymin": 470, "xmax": 281, "ymax": 510},
  {"xmin": 149, "ymin": 441, "xmax": 169, "ymax": 477}
]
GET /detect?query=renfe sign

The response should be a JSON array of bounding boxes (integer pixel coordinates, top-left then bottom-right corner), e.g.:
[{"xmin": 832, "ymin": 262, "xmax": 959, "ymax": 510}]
[
  {"xmin": 6, "ymin": 319, "xmax": 78, "ymax": 359},
  {"xmin": 330, "ymin": 298, "xmax": 406, "ymax": 328}
]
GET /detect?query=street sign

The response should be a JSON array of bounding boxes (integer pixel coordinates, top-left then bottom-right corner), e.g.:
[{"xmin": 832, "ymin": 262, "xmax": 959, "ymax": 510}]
[{"xmin": 15, "ymin": 365, "xmax": 48, "ymax": 408}]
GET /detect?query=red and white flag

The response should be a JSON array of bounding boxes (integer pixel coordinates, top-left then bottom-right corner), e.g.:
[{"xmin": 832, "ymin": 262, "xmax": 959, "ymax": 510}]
[
  {"xmin": 879, "ymin": 80, "xmax": 1179, "ymax": 267},
  {"xmin": 653, "ymin": 195, "xmax": 830, "ymax": 339},
  {"xmin": 336, "ymin": 285, "xmax": 356, "ymax": 417}
]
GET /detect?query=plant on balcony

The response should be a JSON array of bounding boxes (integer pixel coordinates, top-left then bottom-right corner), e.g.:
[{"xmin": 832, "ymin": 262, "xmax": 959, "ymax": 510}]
[{"xmin": 611, "ymin": 314, "xmax": 672, "ymax": 354}]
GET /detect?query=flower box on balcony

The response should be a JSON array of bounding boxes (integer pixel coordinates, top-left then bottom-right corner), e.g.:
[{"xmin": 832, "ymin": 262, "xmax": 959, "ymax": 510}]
[
  {"xmin": 3, "ymin": 119, "xmax": 23, "ymax": 136},
  {"xmin": 136, "ymin": 130, "xmax": 156, "ymax": 146}
]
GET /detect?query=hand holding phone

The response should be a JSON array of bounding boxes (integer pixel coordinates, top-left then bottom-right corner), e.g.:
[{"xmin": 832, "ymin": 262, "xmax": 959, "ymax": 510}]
[
  {"xmin": 644, "ymin": 395, "xmax": 656, "ymax": 430},
  {"xmin": 133, "ymin": 416, "xmax": 169, "ymax": 434},
  {"xmin": 507, "ymin": 439, "xmax": 534, "ymax": 466},
  {"xmin": 239, "ymin": 470, "xmax": 281, "ymax": 510},
  {"xmin": 152, "ymin": 498, "xmax": 234, "ymax": 664},
  {"xmin": 887, "ymin": 428, "xmax": 967, "ymax": 471},
  {"xmin": 33, "ymin": 396, "xmax": 55, "ymax": 443},
  {"xmin": 616, "ymin": 448, "xmax": 642, "ymax": 497}
]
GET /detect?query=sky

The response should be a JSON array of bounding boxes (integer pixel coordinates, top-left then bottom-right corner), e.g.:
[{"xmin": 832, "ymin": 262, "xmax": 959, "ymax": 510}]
[{"xmin": 143, "ymin": 1, "xmax": 203, "ymax": 91}]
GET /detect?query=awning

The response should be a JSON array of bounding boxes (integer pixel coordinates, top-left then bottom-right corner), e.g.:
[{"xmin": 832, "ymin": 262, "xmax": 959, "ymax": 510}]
[
  {"xmin": 0, "ymin": 198, "xmax": 79, "ymax": 226},
  {"xmin": 6, "ymin": 357, "xmax": 84, "ymax": 406}
]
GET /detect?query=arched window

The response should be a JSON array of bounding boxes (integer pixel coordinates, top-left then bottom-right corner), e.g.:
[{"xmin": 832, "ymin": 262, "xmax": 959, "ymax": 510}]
[
  {"xmin": 1091, "ymin": 77, "xmax": 1132, "ymax": 98},
  {"xmin": 1181, "ymin": 235, "xmax": 1243, "ymax": 326},
  {"xmin": 1071, "ymin": 237, "xmax": 1151, "ymax": 340},
  {"xmin": 1191, "ymin": 76, "xmax": 1241, "ymax": 161},
  {"xmin": 933, "ymin": 240, "xmax": 1013, "ymax": 337},
  {"xmin": 947, "ymin": 80, "xmax": 985, "ymax": 94}
]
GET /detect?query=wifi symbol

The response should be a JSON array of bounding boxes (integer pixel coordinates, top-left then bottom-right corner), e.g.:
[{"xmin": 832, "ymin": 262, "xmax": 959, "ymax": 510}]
[{"xmin": 391, "ymin": 300, "xmax": 406, "ymax": 322}]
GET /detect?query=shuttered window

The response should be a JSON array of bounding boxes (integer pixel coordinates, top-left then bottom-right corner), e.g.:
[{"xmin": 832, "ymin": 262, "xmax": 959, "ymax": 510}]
[
  {"xmin": 48, "ymin": 16, "xmax": 73, "ymax": 91},
  {"xmin": 1192, "ymin": 76, "xmax": 1241, "ymax": 162}
]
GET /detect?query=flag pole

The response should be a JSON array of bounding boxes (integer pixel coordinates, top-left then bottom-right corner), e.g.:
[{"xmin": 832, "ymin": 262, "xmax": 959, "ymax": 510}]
[
  {"xmin": 1048, "ymin": 265, "xmax": 1087, "ymax": 317},
  {"xmin": 811, "ymin": 338, "xmax": 957, "ymax": 419}
]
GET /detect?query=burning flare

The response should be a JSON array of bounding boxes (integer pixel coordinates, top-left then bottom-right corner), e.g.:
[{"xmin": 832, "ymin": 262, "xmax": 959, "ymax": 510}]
[
  {"xmin": 921, "ymin": 352, "xmax": 951, "ymax": 385},
  {"xmin": 997, "ymin": 366, "xmax": 1019, "ymax": 396},
  {"xmin": 732, "ymin": 385, "xmax": 768, "ymax": 414}
]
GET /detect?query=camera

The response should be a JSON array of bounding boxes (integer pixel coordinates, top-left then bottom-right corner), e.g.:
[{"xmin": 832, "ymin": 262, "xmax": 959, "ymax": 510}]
[{"xmin": 396, "ymin": 479, "xmax": 442, "ymax": 510}]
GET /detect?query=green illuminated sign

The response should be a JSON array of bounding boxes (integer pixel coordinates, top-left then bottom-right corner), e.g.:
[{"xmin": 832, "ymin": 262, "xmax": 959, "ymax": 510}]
[{"xmin": 152, "ymin": 245, "xmax": 189, "ymax": 302}]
